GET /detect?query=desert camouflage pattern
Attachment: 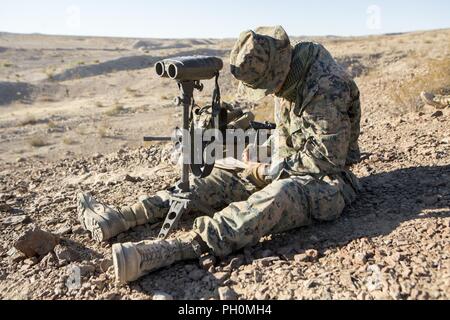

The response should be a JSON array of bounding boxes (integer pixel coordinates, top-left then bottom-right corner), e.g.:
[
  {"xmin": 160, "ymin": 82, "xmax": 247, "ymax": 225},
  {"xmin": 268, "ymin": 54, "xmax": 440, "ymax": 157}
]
[
  {"xmin": 270, "ymin": 42, "xmax": 361, "ymax": 179},
  {"xmin": 420, "ymin": 91, "xmax": 450, "ymax": 109},
  {"xmin": 230, "ymin": 25, "xmax": 292, "ymax": 99},
  {"xmin": 434, "ymin": 94, "xmax": 450, "ymax": 107}
]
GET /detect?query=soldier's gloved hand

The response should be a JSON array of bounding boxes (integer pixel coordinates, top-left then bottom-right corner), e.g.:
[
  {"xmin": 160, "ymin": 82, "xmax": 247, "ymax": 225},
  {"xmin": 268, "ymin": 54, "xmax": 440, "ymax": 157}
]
[{"xmin": 242, "ymin": 163, "xmax": 269, "ymax": 188}]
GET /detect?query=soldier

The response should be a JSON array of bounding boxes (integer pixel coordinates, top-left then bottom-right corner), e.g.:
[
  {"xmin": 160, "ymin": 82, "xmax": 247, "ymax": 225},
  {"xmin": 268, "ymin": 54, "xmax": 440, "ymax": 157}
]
[
  {"xmin": 421, "ymin": 91, "xmax": 450, "ymax": 109},
  {"xmin": 77, "ymin": 26, "xmax": 362, "ymax": 283}
]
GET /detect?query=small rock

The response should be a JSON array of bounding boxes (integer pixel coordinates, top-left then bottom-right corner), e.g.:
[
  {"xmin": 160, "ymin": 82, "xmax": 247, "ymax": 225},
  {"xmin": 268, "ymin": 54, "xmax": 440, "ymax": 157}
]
[
  {"xmin": 0, "ymin": 215, "xmax": 30, "ymax": 226},
  {"xmin": 340, "ymin": 272, "xmax": 356, "ymax": 289},
  {"xmin": 354, "ymin": 252, "xmax": 368, "ymax": 265},
  {"xmin": 39, "ymin": 252, "xmax": 57, "ymax": 268},
  {"xmin": 213, "ymin": 272, "xmax": 230, "ymax": 284},
  {"xmin": 71, "ymin": 225, "xmax": 85, "ymax": 234},
  {"xmin": 23, "ymin": 257, "xmax": 38, "ymax": 266},
  {"xmin": 294, "ymin": 249, "xmax": 319, "ymax": 263},
  {"xmin": 255, "ymin": 291, "xmax": 270, "ymax": 300},
  {"xmin": 0, "ymin": 203, "xmax": 13, "ymax": 212},
  {"xmin": 305, "ymin": 249, "xmax": 319, "ymax": 262},
  {"xmin": 218, "ymin": 286, "xmax": 238, "ymax": 300},
  {"xmin": 14, "ymin": 226, "xmax": 59, "ymax": 258},
  {"xmin": 431, "ymin": 111, "xmax": 443, "ymax": 118},
  {"xmin": 152, "ymin": 291, "xmax": 173, "ymax": 300},
  {"xmin": 305, "ymin": 279, "xmax": 319, "ymax": 288},
  {"xmin": 79, "ymin": 264, "xmax": 96, "ymax": 276},
  {"xmin": 55, "ymin": 225, "xmax": 72, "ymax": 236},
  {"xmin": 257, "ymin": 256, "xmax": 279, "ymax": 267},
  {"xmin": 294, "ymin": 253, "xmax": 309, "ymax": 263},
  {"xmin": 54, "ymin": 244, "xmax": 81, "ymax": 263},
  {"xmin": 100, "ymin": 259, "xmax": 113, "ymax": 273},
  {"xmin": 199, "ymin": 255, "xmax": 216, "ymax": 270},
  {"xmin": 123, "ymin": 174, "xmax": 143, "ymax": 183},
  {"xmin": 16, "ymin": 157, "xmax": 26, "ymax": 163}
]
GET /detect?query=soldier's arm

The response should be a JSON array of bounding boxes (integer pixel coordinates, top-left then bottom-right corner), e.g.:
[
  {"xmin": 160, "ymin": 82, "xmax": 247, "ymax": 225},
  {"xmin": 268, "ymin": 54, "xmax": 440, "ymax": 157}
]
[{"xmin": 287, "ymin": 95, "xmax": 351, "ymax": 174}]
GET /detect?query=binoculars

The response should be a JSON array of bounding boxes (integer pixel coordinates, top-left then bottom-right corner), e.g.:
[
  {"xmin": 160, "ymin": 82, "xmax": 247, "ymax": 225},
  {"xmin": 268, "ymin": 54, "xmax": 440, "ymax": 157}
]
[{"xmin": 155, "ymin": 56, "xmax": 223, "ymax": 81}]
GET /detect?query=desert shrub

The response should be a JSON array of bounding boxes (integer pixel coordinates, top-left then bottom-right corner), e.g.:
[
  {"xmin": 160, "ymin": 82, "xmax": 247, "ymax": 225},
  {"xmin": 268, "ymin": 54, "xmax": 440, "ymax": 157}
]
[
  {"xmin": 1, "ymin": 61, "xmax": 13, "ymax": 68},
  {"xmin": 97, "ymin": 124, "xmax": 110, "ymax": 138},
  {"xmin": 47, "ymin": 120, "xmax": 57, "ymax": 129},
  {"xmin": 104, "ymin": 103, "xmax": 126, "ymax": 116},
  {"xmin": 28, "ymin": 136, "xmax": 47, "ymax": 147},
  {"xmin": 390, "ymin": 57, "xmax": 450, "ymax": 114},
  {"xmin": 95, "ymin": 101, "xmax": 105, "ymax": 108},
  {"xmin": 62, "ymin": 137, "xmax": 77, "ymax": 145},
  {"xmin": 20, "ymin": 114, "xmax": 37, "ymax": 126}
]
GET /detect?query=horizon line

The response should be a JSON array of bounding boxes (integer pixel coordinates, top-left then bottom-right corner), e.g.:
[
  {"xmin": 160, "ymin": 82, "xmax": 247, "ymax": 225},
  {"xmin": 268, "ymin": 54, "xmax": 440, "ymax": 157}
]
[{"xmin": 1, "ymin": 27, "xmax": 449, "ymax": 41}]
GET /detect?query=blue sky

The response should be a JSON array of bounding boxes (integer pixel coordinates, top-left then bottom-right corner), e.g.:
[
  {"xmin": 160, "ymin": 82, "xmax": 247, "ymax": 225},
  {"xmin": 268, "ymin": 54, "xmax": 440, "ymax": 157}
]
[{"xmin": 0, "ymin": 0, "xmax": 449, "ymax": 38}]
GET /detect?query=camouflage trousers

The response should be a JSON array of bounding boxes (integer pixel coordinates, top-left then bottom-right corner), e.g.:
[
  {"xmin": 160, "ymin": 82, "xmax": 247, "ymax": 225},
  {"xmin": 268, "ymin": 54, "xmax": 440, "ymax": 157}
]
[
  {"xmin": 133, "ymin": 168, "xmax": 358, "ymax": 257},
  {"xmin": 434, "ymin": 94, "xmax": 450, "ymax": 107}
]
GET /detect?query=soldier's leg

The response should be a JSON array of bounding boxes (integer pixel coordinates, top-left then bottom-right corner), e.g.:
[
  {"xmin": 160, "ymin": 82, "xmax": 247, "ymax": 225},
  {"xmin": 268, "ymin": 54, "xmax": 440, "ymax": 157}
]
[
  {"xmin": 78, "ymin": 168, "xmax": 254, "ymax": 242},
  {"xmin": 434, "ymin": 94, "xmax": 450, "ymax": 108},
  {"xmin": 421, "ymin": 92, "xmax": 450, "ymax": 109},
  {"xmin": 111, "ymin": 174, "xmax": 357, "ymax": 283},
  {"xmin": 192, "ymin": 175, "xmax": 355, "ymax": 257}
]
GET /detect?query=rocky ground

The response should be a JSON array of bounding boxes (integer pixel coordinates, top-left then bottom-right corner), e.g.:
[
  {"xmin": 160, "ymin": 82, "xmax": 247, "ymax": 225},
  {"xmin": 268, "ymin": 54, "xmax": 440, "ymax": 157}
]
[{"xmin": 0, "ymin": 29, "xmax": 449, "ymax": 300}]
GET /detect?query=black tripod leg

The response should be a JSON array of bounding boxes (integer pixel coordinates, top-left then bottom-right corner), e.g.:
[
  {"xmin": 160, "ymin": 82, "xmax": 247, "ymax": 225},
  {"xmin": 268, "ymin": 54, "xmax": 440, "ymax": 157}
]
[{"xmin": 158, "ymin": 199, "xmax": 189, "ymax": 239}]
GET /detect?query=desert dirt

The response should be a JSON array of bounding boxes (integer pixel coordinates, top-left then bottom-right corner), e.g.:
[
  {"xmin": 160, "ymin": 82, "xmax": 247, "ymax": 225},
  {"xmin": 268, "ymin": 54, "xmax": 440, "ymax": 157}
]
[{"xmin": 0, "ymin": 29, "xmax": 449, "ymax": 300}]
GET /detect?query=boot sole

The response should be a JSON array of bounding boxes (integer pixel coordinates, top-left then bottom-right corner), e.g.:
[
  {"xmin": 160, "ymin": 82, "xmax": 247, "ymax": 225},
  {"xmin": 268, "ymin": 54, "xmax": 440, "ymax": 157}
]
[
  {"xmin": 77, "ymin": 193, "xmax": 109, "ymax": 242},
  {"xmin": 112, "ymin": 243, "xmax": 141, "ymax": 284}
]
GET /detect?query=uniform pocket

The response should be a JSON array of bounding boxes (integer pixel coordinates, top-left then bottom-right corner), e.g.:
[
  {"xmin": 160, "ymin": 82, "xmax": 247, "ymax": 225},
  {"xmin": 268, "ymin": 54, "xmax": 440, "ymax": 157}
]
[{"xmin": 307, "ymin": 177, "xmax": 346, "ymax": 222}]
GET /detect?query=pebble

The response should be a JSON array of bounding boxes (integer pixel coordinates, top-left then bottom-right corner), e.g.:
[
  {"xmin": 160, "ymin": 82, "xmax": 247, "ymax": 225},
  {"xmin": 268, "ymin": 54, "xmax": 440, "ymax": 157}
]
[
  {"xmin": 0, "ymin": 215, "xmax": 30, "ymax": 226},
  {"xmin": 218, "ymin": 286, "xmax": 238, "ymax": 300},
  {"xmin": 100, "ymin": 259, "xmax": 113, "ymax": 273},
  {"xmin": 55, "ymin": 225, "xmax": 72, "ymax": 236},
  {"xmin": 152, "ymin": 291, "xmax": 173, "ymax": 300},
  {"xmin": 354, "ymin": 252, "xmax": 369, "ymax": 265},
  {"xmin": 54, "ymin": 244, "xmax": 81, "ymax": 263},
  {"xmin": 431, "ymin": 111, "xmax": 443, "ymax": 118},
  {"xmin": 213, "ymin": 272, "xmax": 230, "ymax": 284}
]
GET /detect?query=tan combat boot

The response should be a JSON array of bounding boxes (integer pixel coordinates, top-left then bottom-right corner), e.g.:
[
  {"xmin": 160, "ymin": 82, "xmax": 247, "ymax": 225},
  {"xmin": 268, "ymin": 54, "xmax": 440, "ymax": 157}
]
[
  {"xmin": 420, "ymin": 92, "xmax": 449, "ymax": 109},
  {"xmin": 112, "ymin": 232, "xmax": 205, "ymax": 283},
  {"xmin": 77, "ymin": 193, "xmax": 154, "ymax": 242}
]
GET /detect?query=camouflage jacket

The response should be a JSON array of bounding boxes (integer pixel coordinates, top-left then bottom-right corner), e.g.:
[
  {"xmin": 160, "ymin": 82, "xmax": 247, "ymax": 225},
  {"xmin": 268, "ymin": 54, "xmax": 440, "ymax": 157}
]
[{"xmin": 269, "ymin": 42, "xmax": 361, "ymax": 182}]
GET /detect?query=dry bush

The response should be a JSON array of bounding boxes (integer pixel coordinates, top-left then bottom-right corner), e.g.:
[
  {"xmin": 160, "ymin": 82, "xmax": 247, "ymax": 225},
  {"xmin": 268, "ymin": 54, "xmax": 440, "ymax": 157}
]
[
  {"xmin": 20, "ymin": 114, "xmax": 38, "ymax": 126},
  {"xmin": 47, "ymin": 120, "xmax": 57, "ymax": 129},
  {"xmin": 1, "ymin": 61, "xmax": 13, "ymax": 68},
  {"xmin": 62, "ymin": 137, "xmax": 78, "ymax": 145},
  {"xmin": 97, "ymin": 124, "xmax": 110, "ymax": 138},
  {"xmin": 126, "ymin": 87, "xmax": 137, "ymax": 94},
  {"xmin": 28, "ymin": 136, "xmax": 47, "ymax": 148},
  {"xmin": 390, "ymin": 57, "xmax": 450, "ymax": 114},
  {"xmin": 104, "ymin": 102, "xmax": 126, "ymax": 116},
  {"xmin": 45, "ymin": 67, "xmax": 56, "ymax": 80}
]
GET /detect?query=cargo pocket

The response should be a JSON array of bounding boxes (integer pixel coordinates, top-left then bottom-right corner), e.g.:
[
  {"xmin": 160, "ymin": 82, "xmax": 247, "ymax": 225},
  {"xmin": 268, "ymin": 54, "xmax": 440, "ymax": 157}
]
[{"xmin": 307, "ymin": 177, "xmax": 346, "ymax": 222}]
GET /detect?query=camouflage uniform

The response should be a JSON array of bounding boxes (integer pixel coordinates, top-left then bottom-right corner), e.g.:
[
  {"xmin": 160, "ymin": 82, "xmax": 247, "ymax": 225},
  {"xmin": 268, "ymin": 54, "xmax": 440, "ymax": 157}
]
[
  {"xmin": 421, "ymin": 91, "xmax": 450, "ymax": 109},
  {"xmin": 131, "ymin": 33, "xmax": 361, "ymax": 257}
]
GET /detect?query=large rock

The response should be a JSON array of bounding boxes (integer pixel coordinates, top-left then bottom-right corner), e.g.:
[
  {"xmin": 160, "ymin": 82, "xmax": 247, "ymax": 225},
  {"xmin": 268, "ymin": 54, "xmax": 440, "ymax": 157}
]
[{"xmin": 14, "ymin": 227, "xmax": 59, "ymax": 258}]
